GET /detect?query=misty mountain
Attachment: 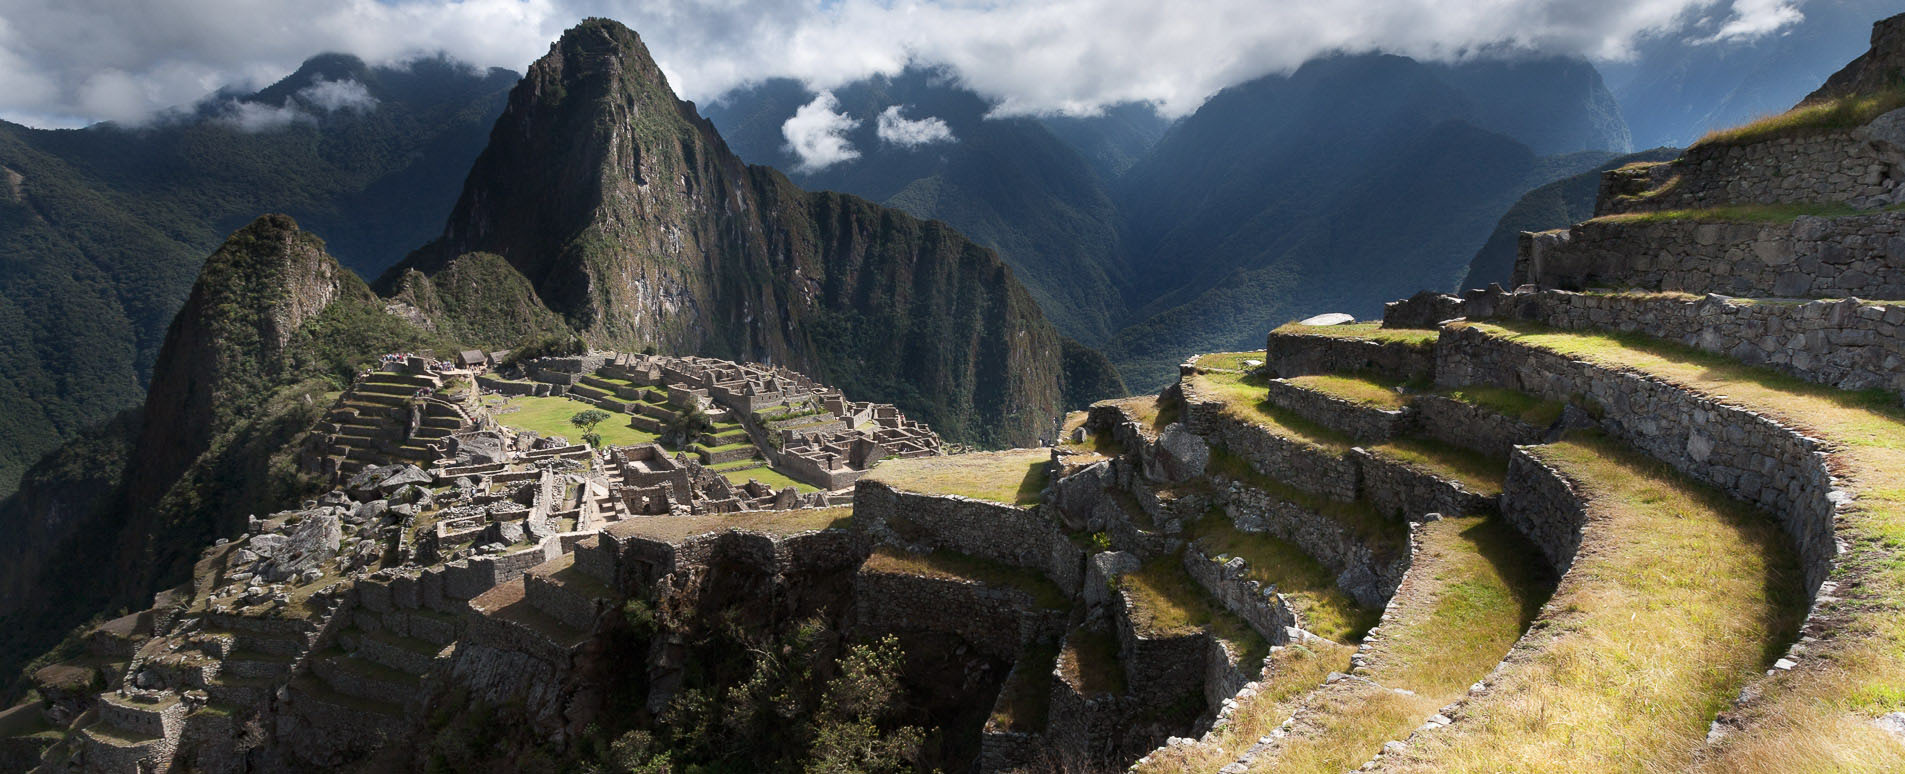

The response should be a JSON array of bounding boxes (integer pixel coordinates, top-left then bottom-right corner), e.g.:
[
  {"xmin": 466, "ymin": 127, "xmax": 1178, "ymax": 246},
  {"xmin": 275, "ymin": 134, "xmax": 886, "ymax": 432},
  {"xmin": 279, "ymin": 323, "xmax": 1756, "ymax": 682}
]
[
  {"xmin": 1108, "ymin": 53, "xmax": 1626, "ymax": 387},
  {"xmin": 0, "ymin": 54, "xmax": 514, "ymax": 498}
]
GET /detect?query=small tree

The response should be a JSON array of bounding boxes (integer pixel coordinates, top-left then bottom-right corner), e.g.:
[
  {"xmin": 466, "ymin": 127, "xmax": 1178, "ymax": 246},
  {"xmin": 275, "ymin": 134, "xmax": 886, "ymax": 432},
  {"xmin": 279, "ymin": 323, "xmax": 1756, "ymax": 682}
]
[
  {"xmin": 570, "ymin": 409, "xmax": 611, "ymax": 446},
  {"xmin": 662, "ymin": 404, "xmax": 714, "ymax": 448}
]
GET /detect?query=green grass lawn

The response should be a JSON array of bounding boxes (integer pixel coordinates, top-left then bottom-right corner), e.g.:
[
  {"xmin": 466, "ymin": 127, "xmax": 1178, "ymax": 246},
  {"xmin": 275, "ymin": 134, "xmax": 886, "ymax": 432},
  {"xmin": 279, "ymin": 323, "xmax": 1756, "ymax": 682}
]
[
  {"xmin": 1695, "ymin": 86, "xmax": 1905, "ymax": 148},
  {"xmin": 864, "ymin": 449, "xmax": 1050, "ymax": 505},
  {"xmin": 716, "ymin": 464, "xmax": 814, "ymax": 493},
  {"xmin": 492, "ymin": 395, "xmax": 659, "ymax": 447},
  {"xmin": 1439, "ymin": 384, "xmax": 1565, "ymax": 427},
  {"xmin": 1192, "ymin": 370, "xmax": 1355, "ymax": 452},
  {"xmin": 1366, "ymin": 437, "xmax": 1509, "ymax": 497},
  {"xmin": 1283, "ymin": 372, "xmax": 1409, "ymax": 410},
  {"xmin": 1269, "ymin": 321, "xmax": 1438, "ymax": 347}
]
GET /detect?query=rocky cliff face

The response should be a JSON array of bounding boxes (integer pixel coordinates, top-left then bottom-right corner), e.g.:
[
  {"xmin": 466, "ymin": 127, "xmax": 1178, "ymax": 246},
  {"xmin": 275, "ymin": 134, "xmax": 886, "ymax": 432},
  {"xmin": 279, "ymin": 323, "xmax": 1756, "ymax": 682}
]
[
  {"xmin": 389, "ymin": 19, "xmax": 1089, "ymax": 446},
  {"xmin": 121, "ymin": 215, "xmax": 345, "ymax": 512},
  {"xmin": 0, "ymin": 215, "xmax": 445, "ymax": 686}
]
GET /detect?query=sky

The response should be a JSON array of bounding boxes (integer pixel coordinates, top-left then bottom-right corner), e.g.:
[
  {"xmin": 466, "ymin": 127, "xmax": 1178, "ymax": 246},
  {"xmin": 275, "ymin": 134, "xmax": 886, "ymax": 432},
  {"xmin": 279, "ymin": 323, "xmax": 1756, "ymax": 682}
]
[{"xmin": 0, "ymin": 0, "xmax": 1811, "ymax": 129}]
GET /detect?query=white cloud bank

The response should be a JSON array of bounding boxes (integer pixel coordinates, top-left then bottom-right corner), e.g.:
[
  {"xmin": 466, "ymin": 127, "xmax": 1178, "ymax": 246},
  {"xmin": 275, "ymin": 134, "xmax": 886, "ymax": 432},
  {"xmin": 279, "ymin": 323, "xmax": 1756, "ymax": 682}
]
[
  {"xmin": 877, "ymin": 106, "xmax": 954, "ymax": 147},
  {"xmin": 0, "ymin": 0, "xmax": 1806, "ymax": 128},
  {"xmin": 782, "ymin": 91, "xmax": 860, "ymax": 170},
  {"xmin": 212, "ymin": 77, "xmax": 379, "ymax": 132}
]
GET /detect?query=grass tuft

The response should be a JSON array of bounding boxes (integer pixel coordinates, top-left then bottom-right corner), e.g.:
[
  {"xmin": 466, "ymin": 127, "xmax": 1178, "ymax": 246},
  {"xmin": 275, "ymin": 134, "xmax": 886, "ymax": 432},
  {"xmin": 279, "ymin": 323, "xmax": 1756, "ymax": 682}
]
[{"xmin": 1695, "ymin": 87, "xmax": 1905, "ymax": 148}]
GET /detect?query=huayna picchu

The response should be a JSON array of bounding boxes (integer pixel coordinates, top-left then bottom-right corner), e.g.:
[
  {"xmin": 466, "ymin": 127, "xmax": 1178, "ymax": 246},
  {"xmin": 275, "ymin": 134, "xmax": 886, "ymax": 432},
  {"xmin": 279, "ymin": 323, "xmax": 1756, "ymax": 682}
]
[{"xmin": 9, "ymin": 8, "xmax": 1905, "ymax": 774}]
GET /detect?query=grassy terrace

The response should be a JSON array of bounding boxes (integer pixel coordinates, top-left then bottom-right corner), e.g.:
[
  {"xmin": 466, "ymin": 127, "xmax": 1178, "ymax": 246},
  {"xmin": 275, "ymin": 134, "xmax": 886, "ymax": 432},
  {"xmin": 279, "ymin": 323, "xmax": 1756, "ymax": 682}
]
[
  {"xmin": 863, "ymin": 546, "xmax": 1069, "ymax": 609},
  {"xmin": 1590, "ymin": 202, "xmax": 1903, "ymax": 225},
  {"xmin": 1135, "ymin": 640, "xmax": 1355, "ymax": 773},
  {"xmin": 1450, "ymin": 321, "xmax": 1905, "ymax": 771},
  {"xmin": 862, "ymin": 449, "xmax": 1050, "ymax": 506},
  {"xmin": 605, "ymin": 506, "xmax": 851, "ymax": 543},
  {"xmin": 708, "ymin": 461, "xmax": 814, "ymax": 493},
  {"xmin": 1206, "ymin": 446, "xmax": 1407, "ymax": 558},
  {"xmin": 1282, "ymin": 372, "xmax": 1409, "ymax": 410},
  {"xmin": 1121, "ymin": 554, "xmax": 1268, "ymax": 665},
  {"xmin": 1439, "ymin": 384, "xmax": 1565, "ymax": 427},
  {"xmin": 1388, "ymin": 431, "xmax": 1806, "ymax": 773},
  {"xmin": 1191, "ymin": 369, "xmax": 1353, "ymax": 452},
  {"xmin": 989, "ymin": 643, "xmax": 1059, "ymax": 733},
  {"xmin": 1229, "ymin": 515, "xmax": 1549, "ymax": 774},
  {"xmin": 1366, "ymin": 437, "xmax": 1509, "ymax": 497},
  {"xmin": 1695, "ymin": 86, "xmax": 1905, "ymax": 147},
  {"xmin": 1193, "ymin": 350, "xmax": 1267, "ymax": 372},
  {"xmin": 1190, "ymin": 515, "xmax": 1379, "ymax": 643},
  {"xmin": 1059, "ymin": 626, "xmax": 1125, "ymax": 697},
  {"xmin": 1268, "ymin": 321, "xmax": 1439, "ymax": 347},
  {"xmin": 492, "ymin": 394, "xmax": 660, "ymax": 447}
]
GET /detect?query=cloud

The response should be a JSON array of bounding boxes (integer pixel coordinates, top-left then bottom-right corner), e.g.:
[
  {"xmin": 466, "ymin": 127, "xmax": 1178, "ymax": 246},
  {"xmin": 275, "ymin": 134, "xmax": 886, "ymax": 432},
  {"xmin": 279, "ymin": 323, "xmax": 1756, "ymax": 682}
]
[
  {"xmin": 211, "ymin": 77, "xmax": 380, "ymax": 132},
  {"xmin": 782, "ymin": 91, "xmax": 860, "ymax": 170},
  {"xmin": 0, "ymin": 0, "xmax": 1808, "ymax": 128},
  {"xmin": 876, "ymin": 105, "xmax": 954, "ymax": 147},
  {"xmin": 298, "ymin": 78, "xmax": 378, "ymax": 113},
  {"xmin": 1702, "ymin": 0, "xmax": 1806, "ymax": 42}
]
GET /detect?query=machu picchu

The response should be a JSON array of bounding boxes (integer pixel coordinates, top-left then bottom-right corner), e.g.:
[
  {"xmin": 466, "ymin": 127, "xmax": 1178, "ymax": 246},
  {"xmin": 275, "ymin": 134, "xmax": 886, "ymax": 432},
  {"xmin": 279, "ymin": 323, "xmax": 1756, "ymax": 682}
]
[{"xmin": 9, "ymin": 5, "xmax": 1905, "ymax": 774}]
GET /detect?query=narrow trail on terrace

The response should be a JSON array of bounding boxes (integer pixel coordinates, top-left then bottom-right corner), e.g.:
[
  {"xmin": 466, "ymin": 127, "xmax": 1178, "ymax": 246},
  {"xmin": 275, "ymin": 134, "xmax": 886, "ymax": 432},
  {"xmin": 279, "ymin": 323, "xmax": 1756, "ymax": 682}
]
[{"xmin": 1239, "ymin": 514, "xmax": 1549, "ymax": 773}]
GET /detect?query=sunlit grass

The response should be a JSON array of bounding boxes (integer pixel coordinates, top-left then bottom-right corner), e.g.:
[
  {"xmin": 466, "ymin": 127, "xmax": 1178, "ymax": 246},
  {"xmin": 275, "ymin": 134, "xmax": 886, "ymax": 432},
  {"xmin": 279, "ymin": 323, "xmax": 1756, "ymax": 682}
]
[
  {"xmin": 1191, "ymin": 370, "xmax": 1354, "ymax": 452},
  {"xmin": 1269, "ymin": 321, "xmax": 1439, "ymax": 347},
  {"xmin": 1366, "ymin": 437, "xmax": 1509, "ymax": 497},
  {"xmin": 863, "ymin": 449, "xmax": 1050, "ymax": 505},
  {"xmin": 1387, "ymin": 433, "xmax": 1806, "ymax": 773},
  {"xmin": 1455, "ymin": 320, "xmax": 1905, "ymax": 772},
  {"xmin": 1695, "ymin": 88, "xmax": 1905, "ymax": 147},
  {"xmin": 1243, "ymin": 516, "xmax": 1549, "ymax": 773},
  {"xmin": 1439, "ymin": 384, "xmax": 1565, "ymax": 427},
  {"xmin": 1283, "ymin": 372, "xmax": 1408, "ymax": 410},
  {"xmin": 1123, "ymin": 554, "xmax": 1268, "ymax": 666},
  {"xmin": 492, "ymin": 394, "xmax": 659, "ymax": 447}
]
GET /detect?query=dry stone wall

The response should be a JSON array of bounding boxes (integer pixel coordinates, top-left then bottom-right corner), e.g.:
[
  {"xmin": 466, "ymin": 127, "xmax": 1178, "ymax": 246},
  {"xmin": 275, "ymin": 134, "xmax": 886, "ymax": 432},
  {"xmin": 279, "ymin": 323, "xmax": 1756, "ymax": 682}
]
[
  {"xmin": 1413, "ymin": 394, "xmax": 1546, "ymax": 457},
  {"xmin": 852, "ymin": 570, "xmax": 1065, "ymax": 662},
  {"xmin": 1265, "ymin": 330, "xmax": 1434, "ymax": 381},
  {"xmin": 1183, "ymin": 388, "xmax": 1360, "ymax": 502},
  {"xmin": 1516, "ymin": 211, "xmax": 1905, "ymax": 299},
  {"xmin": 1214, "ymin": 479, "xmax": 1408, "ymax": 608},
  {"xmin": 1263, "ymin": 378, "xmax": 1413, "ymax": 442},
  {"xmin": 1182, "ymin": 544, "xmax": 1296, "ymax": 644},
  {"xmin": 1352, "ymin": 448, "xmax": 1498, "ymax": 521},
  {"xmin": 1597, "ymin": 125, "xmax": 1905, "ymax": 215},
  {"xmin": 1500, "ymin": 449, "xmax": 1589, "ymax": 572},
  {"xmin": 1435, "ymin": 324, "xmax": 1839, "ymax": 592},
  {"xmin": 1486, "ymin": 287, "xmax": 1905, "ymax": 398},
  {"xmin": 852, "ymin": 480, "xmax": 1085, "ymax": 594}
]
